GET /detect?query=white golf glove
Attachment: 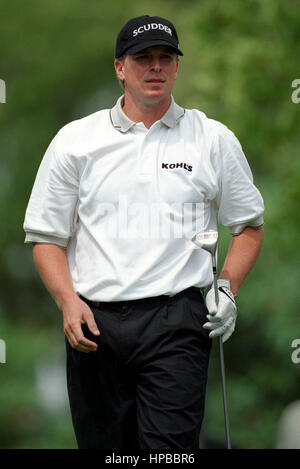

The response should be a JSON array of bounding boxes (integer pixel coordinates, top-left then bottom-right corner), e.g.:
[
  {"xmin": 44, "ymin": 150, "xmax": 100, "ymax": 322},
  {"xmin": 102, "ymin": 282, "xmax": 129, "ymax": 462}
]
[{"xmin": 203, "ymin": 279, "xmax": 237, "ymax": 343}]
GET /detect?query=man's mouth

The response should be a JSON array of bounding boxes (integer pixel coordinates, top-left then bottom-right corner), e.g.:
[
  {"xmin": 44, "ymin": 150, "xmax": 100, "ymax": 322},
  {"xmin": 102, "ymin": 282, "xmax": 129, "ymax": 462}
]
[{"xmin": 145, "ymin": 78, "xmax": 165, "ymax": 83}]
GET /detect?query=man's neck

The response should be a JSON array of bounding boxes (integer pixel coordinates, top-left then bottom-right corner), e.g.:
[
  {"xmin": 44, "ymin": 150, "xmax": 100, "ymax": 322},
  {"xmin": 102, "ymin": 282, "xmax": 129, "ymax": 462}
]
[{"xmin": 122, "ymin": 94, "xmax": 172, "ymax": 129}]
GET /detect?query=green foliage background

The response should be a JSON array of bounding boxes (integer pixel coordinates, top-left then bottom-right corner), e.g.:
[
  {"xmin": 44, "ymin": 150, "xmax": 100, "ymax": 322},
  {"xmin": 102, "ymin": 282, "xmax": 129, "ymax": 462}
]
[{"xmin": 0, "ymin": 0, "xmax": 299, "ymax": 449}]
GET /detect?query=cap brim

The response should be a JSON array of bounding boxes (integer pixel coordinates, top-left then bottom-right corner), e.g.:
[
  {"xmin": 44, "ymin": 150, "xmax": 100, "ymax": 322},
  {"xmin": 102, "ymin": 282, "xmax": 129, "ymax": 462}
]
[{"xmin": 125, "ymin": 40, "xmax": 183, "ymax": 56}]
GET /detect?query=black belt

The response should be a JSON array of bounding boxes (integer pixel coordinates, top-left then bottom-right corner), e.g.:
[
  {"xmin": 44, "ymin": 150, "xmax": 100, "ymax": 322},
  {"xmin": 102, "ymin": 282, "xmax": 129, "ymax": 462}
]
[{"xmin": 80, "ymin": 286, "xmax": 204, "ymax": 308}]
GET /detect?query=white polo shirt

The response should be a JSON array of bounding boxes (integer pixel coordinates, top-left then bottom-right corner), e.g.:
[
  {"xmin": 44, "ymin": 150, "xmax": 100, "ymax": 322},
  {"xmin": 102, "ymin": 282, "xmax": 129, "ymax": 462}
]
[{"xmin": 23, "ymin": 95, "xmax": 264, "ymax": 301}]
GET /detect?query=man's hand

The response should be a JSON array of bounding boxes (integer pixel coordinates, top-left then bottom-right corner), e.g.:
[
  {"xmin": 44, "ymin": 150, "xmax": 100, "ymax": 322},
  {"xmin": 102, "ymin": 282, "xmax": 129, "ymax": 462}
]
[
  {"xmin": 62, "ymin": 297, "xmax": 100, "ymax": 353},
  {"xmin": 203, "ymin": 280, "xmax": 237, "ymax": 343},
  {"xmin": 32, "ymin": 244, "xmax": 101, "ymax": 354}
]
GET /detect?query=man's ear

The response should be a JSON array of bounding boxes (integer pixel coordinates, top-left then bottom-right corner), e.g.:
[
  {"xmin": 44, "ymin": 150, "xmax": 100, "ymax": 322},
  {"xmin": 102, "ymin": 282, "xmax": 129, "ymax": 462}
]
[
  {"xmin": 175, "ymin": 59, "xmax": 179, "ymax": 80},
  {"xmin": 114, "ymin": 58, "xmax": 125, "ymax": 81}
]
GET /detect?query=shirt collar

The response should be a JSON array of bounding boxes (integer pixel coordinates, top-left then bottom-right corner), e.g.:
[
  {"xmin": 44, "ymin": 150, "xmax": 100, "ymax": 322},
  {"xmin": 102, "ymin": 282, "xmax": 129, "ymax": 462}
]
[{"xmin": 110, "ymin": 95, "xmax": 185, "ymax": 132}]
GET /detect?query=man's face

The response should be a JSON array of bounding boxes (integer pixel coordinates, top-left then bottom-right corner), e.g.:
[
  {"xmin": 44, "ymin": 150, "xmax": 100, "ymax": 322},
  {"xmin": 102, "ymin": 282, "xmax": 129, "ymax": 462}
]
[{"xmin": 114, "ymin": 46, "xmax": 179, "ymax": 106}]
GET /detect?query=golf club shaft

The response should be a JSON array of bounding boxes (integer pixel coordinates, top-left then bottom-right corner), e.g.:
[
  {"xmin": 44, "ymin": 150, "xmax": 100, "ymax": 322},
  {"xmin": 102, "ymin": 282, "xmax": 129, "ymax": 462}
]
[
  {"xmin": 218, "ymin": 336, "xmax": 231, "ymax": 449},
  {"xmin": 212, "ymin": 255, "xmax": 231, "ymax": 449}
]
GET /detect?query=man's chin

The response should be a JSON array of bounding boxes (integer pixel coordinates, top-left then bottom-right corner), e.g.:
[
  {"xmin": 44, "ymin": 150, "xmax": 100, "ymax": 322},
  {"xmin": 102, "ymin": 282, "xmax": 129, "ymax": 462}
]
[{"xmin": 143, "ymin": 89, "xmax": 169, "ymax": 103}]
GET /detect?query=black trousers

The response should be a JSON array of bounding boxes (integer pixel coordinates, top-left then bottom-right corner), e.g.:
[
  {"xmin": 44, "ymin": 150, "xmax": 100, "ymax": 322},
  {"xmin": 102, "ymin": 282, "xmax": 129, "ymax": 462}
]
[{"xmin": 65, "ymin": 287, "xmax": 212, "ymax": 449}]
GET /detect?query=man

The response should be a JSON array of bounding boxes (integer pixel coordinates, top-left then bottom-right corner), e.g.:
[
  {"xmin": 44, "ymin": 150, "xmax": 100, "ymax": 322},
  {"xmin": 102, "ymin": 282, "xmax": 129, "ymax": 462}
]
[{"xmin": 23, "ymin": 15, "xmax": 264, "ymax": 449}]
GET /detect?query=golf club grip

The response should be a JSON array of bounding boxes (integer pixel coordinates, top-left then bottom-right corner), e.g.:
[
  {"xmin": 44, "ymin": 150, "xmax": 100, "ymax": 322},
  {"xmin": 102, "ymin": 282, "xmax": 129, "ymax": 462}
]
[{"xmin": 213, "ymin": 276, "xmax": 219, "ymax": 306}]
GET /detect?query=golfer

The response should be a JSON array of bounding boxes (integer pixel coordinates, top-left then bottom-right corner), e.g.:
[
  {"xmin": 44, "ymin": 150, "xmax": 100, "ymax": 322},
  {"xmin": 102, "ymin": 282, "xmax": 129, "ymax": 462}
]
[{"xmin": 23, "ymin": 15, "xmax": 264, "ymax": 449}]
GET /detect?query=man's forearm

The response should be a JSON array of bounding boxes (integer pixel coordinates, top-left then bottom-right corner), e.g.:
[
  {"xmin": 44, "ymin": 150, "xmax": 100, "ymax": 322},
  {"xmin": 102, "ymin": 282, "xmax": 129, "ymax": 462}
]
[
  {"xmin": 32, "ymin": 243, "xmax": 78, "ymax": 310},
  {"xmin": 219, "ymin": 226, "xmax": 264, "ymax": 295},
  {"xmin": 33, "ymin": 243, "xmax": 100, "ymax": 353}
]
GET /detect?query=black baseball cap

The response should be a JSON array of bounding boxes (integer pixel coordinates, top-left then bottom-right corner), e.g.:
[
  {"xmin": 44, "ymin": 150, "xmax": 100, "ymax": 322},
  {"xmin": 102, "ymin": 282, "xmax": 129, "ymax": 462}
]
[{"xmin": 115, "ymin": 15, "xmax": 183, "ymax": 58}]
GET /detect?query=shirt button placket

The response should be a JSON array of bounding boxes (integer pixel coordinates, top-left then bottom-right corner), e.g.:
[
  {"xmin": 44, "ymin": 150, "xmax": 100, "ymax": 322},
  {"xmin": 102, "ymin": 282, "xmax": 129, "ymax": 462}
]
[{"xmin": 139, "ymin": 128, "xmax": 155, "ymax": 177}]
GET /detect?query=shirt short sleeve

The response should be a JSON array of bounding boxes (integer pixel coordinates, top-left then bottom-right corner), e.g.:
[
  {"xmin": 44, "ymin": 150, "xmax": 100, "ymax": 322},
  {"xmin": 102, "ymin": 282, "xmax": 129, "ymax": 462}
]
[
  {"xmin": 212, "ymin": 122, "xmax": 264, "ymax": 234},
  {"xmin": 23, "ymin": 129, "xmax": 79, "ymax": 247}
]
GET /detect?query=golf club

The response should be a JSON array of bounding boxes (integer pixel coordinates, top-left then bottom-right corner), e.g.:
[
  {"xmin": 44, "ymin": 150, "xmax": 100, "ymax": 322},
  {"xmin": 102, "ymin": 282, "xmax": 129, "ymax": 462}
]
[{"xmin": 192, "ymin": 229, "xmax": 231, "ymax": 449}]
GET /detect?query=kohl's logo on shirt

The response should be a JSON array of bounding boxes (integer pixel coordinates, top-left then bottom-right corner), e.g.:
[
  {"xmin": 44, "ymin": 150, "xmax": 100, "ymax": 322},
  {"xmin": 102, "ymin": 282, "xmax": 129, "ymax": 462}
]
[
  {"xmin": 133, "ymin": 23, "xmax": 173, "ymax": 37},
  {"xmin": 162, "ymin": 162, "xmax": 193, "ymax": 172}
]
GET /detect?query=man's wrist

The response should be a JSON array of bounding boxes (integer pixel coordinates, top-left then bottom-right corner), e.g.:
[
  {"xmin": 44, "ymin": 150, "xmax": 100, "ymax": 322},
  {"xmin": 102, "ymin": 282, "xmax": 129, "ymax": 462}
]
[
  {"xmin": 56, "ymin": 291, "xmax": 79, "ymax": 311},
  {"xmin": 218, "ymin": 278, "xmax": 238, "ymax": 299}
]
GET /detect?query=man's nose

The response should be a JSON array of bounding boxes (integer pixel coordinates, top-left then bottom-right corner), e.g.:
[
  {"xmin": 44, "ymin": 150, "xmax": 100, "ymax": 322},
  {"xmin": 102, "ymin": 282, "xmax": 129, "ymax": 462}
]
[{"xmin": 150, "ymin": 58, "xmax": 162, "ymax": 71}]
